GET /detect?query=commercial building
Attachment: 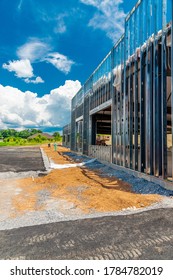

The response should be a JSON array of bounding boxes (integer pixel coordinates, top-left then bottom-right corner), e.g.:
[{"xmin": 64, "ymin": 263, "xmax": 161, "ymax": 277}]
[
  {"xmin": 63, "ymin": 124, "xmax": 71, "ymax": 148},
  {"xmin": 63, "ymin": 0, "xmax": 173, "ymax": 185}
]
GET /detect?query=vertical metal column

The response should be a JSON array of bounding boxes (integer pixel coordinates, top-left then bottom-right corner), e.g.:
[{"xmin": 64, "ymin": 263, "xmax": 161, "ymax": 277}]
[
  {"xmin": 121, "ymin": 39, "xmax": 125, "ymax": 167},
  {"xmin": 154, "ymin": 41, "xmax": 162, "ymax": 176},
  {"xmin": 71, "ymin": 107, "xmax": 76, "ymax": 151},
  {"xmin": 115, "ymin": 85, "xmax": 118, "ymax": 165},
  {"xmin": 153, "ymin": 41, "xmax": 157, "ymax": 176},
  {"xmin": 120, "ymin": 47, "xmax": 123, "ymax": 166},
  {"xmin": 140, "ymin": 51, "xmax": 145, "ymax": 173},
  {"xmin": 83, "ymin": 94, "xmax": 90, "ymax": 155},
  {"xmin": 129, "ymin": 62, "xmax": 133, "ymax": 169},
  {"xmin": 116, "ymin": 67, "xmax": 120, "ymax": 165},
  {"xmin": 161, "ymin": 33, "xmax": 167, "ymax": 178},
  {"xmin": 171, "ymin": 0, "xmax": 173, "ymax": 178},
  {"xmin": 145, "ymin": 44, "xmax": 153, "ymax": 174},
  {"xmin": 134, "ymin": 58, "xmax": 139, "ymax": 170},
  {"xmin": 125, "ymin": 66, "xmax": 129, "ymax": 167},
  {"xmin": 116, "ymin": 88, "xmax": 120, "ymax": 165},
  {"xmin": 152, "ymin": 1, "xmax": 157, "ymax": 176},
  {"xmin": 88, "ymin": 88, "xmax": 92, "ymax": 150},
  {"xmin": 149, "ymin": 44, "xmax": 154, "ymax": 174},
  {"xmin": 111, "ymin": 48, "xmax": 116, "ymax": 164},
  {"xmin": 161, "ymin": 0, "xmax": 167, "ymax": 179},
  {"xmin": 123, "ymin": 22, "xmax": 128, "ymax": 167},
  {"xmin": 123, "ymin": 63, "xmax": 126, "ymax": 167}
]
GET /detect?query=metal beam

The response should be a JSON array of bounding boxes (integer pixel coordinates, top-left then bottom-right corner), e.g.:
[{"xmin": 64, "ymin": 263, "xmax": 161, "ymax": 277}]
[
  {"xmin": 134, "ymin": 59, "xmax": 139, "ymax": 170},
  {"xmin": 145, "ymin": 43, "xmax": 153, "ymax": 175},
  {"xmin": 140, "ymin": 51, "xmax": 145, "ymax": 173},
  {"xmin": 129, "ymin": 62, "xmax": 133, "ymax": 169},
  {"xmin": 161, "ymin": 33, "xmax": 167, "ymax": 178},
  {"xmin": 171, "ymin": 0, "xmax": 173, "ymax": 179},
  {"xmin": 154, "ymin": 41, "xmax": 162, "ymax": 176}
]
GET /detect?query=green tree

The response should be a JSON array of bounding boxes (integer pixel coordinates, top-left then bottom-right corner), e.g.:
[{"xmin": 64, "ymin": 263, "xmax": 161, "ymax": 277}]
[
  {"xmin": 1, "ymin": 129, "xmax": 18, "ymax": 138},
  {"xmin": 30, "ymin": 129, "xmax": 42, "ymax": 135},
  {"xmin": 18, "ymin": 129, "xmax": 30, "ymax": 139},
  {"xmin": 32, "ymin": 134, "xmax": 47, "ymax": 143},
  {"xmin": 53, "ymin": 132, "xmax": 61, "ymax": 141}
]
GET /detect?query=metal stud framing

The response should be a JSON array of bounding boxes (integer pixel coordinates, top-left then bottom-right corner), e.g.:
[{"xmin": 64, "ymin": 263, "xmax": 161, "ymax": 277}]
[
  {"xmin": 171, "ymin": 0, "xmax": 173, "ymax": 179},
  {"xmin": 68, "ymin": 0, "xmax": 173, "ymax": 184}
]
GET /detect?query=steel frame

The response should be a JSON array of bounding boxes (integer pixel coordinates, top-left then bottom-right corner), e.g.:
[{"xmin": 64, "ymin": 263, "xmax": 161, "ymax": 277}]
[{"xmin": 66, "ymin": 0, "xmax": 173, "ymax": 183}]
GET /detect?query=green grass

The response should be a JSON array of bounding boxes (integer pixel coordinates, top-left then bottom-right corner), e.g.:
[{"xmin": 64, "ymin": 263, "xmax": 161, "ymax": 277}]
[
  {"xmin": 0, "ymin": 141, "xmax": 44, "ymax": 147},
  {"xmin": 0, "ymin": 140, "xmax": 62, "ymax": 147}
]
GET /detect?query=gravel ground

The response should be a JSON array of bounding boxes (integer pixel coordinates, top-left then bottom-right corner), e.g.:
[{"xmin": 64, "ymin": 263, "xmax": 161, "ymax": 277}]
[
  {"xmin": 0, "ymin": 195, "xmax": 172, "ymax": 231},
  {"xmin": 0, "ymin": 149, "xmax": 173, "ymax": 232},
  {"xmin": 1, "ymin": 148, "xmax": 173, "ymax": 260},
  {"xmin": 64, "ymin": 152, "xmax": 173, "ymax": 197}
]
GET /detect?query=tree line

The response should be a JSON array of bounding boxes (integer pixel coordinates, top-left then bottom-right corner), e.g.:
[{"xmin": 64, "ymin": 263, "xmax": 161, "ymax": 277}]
[
  {"xmin": 0, "ymin": 129, "xmax": 42, "ymax": 139},
  {"xmin": 0, "ymin": 129, "xmax": 62, "ymax": 146}
]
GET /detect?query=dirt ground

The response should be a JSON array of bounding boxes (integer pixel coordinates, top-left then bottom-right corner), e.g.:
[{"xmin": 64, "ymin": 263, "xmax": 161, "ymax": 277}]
[{"xmin": 7, "ymin": 145, "xmax": 161, "ymax": 216}]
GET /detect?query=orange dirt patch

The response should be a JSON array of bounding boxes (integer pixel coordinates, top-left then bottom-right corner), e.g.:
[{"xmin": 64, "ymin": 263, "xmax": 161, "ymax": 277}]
[{"xmin": 11, "ymin": 145, "xmax": 161, "ymax": 215}]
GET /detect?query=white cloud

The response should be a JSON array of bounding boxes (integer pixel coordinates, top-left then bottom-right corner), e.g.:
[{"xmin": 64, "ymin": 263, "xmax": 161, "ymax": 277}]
[
  {"xmin": 2, "ymin": 59, "xmax": 34, "ymax": 78},
  {"xmin": 54, "ymin": 14, "xmax": 67, "ymax": 34},
  {"xmin": 80, "ymin": 0, "xmax": 126, "ymax": 43},
  {"xmin": 17, "ymin": 39, "xmax": 51, "ymax": 62},
  {"xmin": 24, "ymin": 76, "xmax": 45, "ymax": 84},
  {"xmin": 0, "ymin": 80, "xmax": 81, "ymax": 130},
  {"xmin": 2, "ymin": 59, "xmax": 44, "ymax": 84},
  {"xmin": 44, "ymin": 52, "xmax": 75, "ymax": 74},
  {"xmin": 16, "ymin": 38, "xmax": 75, "ymax": 74}
]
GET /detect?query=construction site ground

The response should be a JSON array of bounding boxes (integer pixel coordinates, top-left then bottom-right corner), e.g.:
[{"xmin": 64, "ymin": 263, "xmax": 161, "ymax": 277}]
[{"xmin": 0, "ymin": 145, "xmax": 173, "ymax": 259}]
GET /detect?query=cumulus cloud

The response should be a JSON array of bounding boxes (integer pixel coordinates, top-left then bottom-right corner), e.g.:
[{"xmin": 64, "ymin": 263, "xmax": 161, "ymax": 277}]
[
  {"xmin": 2, "ymin": 59, "xmax": 34, "ymax": 78},
  {"xmin": 0, "ymin": 80, "xmax": 81, "ymax": 130},
  {"xmin": 24, "ymin": 76, "xmax": 45, "ymax": 84},
  {"xmin": 2, "ymin": 59, "xmax": 44, "ymax": 84},
  {"xmin": 3, "ymin": 38, "xmax": 75, "ymax": 83},
  {"xmin": 80, "ymin": 0, "xmax": 126, "ymax": 43},
  {"xmin": 16, "ymin": 38, "xmax": 75, "ymax": 74},
  {"xmin": 44, "ymin": 52, "xmax": 74, "ymax": 74}
]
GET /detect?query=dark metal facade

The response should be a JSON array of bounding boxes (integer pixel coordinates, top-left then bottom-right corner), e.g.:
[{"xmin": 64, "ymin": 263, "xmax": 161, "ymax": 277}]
[
  {"xmin": 62, "ymin": 124, "xmax": 71, "ymax": 148},
  {"xmin": 67, "ymin": 0, "xmax": 173, "ymax": 182}
]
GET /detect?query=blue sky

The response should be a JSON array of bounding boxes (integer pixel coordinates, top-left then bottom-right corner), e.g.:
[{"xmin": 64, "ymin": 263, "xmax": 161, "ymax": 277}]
[{"xmin": 0, "ymin": 0, "xmax": 137, "ymax": 133}]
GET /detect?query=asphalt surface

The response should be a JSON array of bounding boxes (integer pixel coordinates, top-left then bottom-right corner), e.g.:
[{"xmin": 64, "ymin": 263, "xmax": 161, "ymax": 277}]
[
  {"xmin": 0, "ymin": 208, "xmax": 173, "ymax": 260},
  {"xmin": 0, "ymin": 146, "xmax": 45, "ymax": 172}
]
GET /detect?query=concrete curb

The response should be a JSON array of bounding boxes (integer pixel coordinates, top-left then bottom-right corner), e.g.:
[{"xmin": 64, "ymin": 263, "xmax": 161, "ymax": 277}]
[{"xmin": 40, "ymin": 148, "xmax": 51, "ymax": 172}]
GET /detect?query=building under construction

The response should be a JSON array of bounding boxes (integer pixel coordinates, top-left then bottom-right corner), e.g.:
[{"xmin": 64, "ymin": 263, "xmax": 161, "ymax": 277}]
[{"xmin": 63, "ymin": 0, "xmax": 173, "ymax": 186}]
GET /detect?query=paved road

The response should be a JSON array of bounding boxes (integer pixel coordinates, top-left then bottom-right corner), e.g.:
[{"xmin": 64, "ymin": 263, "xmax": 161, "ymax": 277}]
[
  {"xmin": 0, "ymin": 146, "xmax": 45, "ymax": 172},
  {"xmin": 0, "ymin": 208, "xmax": 173, "ymax": 260}
]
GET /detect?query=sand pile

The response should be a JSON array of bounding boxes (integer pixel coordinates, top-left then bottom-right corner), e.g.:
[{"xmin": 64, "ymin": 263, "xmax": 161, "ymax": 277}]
[{"xmin": 11, "ymin": 145, "xmax": 161, "ymax": 215}]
